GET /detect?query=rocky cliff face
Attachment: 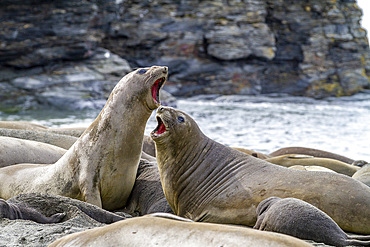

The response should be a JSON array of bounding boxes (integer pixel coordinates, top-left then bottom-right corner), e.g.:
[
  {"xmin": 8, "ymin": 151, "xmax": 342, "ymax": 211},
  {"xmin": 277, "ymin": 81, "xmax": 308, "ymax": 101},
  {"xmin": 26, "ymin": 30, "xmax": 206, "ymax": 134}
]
[{"xmin": 0, "ymin": 0, "xmax": 369, "ymax": 111}]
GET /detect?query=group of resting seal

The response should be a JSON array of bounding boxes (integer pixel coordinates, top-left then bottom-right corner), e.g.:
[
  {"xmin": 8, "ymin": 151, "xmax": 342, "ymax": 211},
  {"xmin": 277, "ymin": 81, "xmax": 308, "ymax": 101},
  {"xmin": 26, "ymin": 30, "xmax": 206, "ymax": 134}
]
[{"xmin": 0, "ymin": 66, "xmax": 370, "ymax": 246}]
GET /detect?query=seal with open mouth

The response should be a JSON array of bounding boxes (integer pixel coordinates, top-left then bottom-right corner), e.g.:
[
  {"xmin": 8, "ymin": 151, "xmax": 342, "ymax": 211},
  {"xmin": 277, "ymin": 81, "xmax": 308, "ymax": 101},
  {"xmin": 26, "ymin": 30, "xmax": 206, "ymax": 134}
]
[
  {"xmin": 151, "ymin": 106, "xmax": 370, "ymax": 234},
  {"xmin": 0, "ymin": 66, "xmax": 167, "ymax": 211}
]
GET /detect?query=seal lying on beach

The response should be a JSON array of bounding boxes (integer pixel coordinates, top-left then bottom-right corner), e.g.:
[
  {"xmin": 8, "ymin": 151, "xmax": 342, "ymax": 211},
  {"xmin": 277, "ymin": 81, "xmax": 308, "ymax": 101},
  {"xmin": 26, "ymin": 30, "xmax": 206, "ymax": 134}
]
[
  {"xmin": 0, "ymin": 66, "xmax": 167, "ymax": 211},
  {"xmin": 352, "ymin": 163, "xmax": 370, "ymax": 187},
  {"xmin": 254, "ymin": 197, "xmax": 370, "ymax": 247},
  {"xmin": 151, "ymin": 106, "xmax": 370, "ymax": 234},
  {"xmin": 124, "ymin": 158, "xmax": 173, "ymax": 216},
  {"xmin": 287, "ymin": 165, "xmax": 336, "ymax": 173},
  {"xmin": 0, "ymin": 136, "xmax": 67, "ymax": 168},
  {"xmin": 7, "ymin": 193, "xmax": 125, "ymax": 224},
  {"xmin": 269, "ymin": 147, "xmax": 355, "ymax": 164},
  {"xmin": 0, "ymin": 128, "xmax": 78, "ymax": 150},
  {"xmin": 264, "ymin": 154, "xmax": 360, "ymax": 176},
  {"xmin": 0, "ymin": 198, "xmax": 65, "ymax": 224},
  {"xmin": 48, "ymin": 213, "xmax": 313, "ymax": 247}
]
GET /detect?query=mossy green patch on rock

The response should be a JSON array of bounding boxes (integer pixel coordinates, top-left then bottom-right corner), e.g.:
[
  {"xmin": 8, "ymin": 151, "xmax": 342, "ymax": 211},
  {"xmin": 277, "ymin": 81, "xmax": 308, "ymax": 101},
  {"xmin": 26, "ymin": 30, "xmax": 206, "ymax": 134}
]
[{"xmin": 306, "ymin": 79, "xmax": 346, "ymax": 98}]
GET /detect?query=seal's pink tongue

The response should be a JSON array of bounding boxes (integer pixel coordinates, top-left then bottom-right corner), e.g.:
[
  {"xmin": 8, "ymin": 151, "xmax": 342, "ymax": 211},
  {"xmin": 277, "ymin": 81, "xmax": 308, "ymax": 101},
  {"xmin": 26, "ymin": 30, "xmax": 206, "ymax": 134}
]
[
  {"xmin": 152, "ymin": 79, "xmax": 160, "ymax": 104},
  {"xmin": 157, "ymin": 122, "xmax": 166, "ymax": 134}
]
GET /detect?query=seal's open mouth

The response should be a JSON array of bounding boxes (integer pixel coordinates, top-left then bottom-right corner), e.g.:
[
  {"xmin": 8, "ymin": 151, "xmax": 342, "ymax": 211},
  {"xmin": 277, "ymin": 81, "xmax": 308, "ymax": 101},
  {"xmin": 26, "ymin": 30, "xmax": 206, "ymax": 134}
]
[
  {"xmin": 151, "ymin": 78, "xmax": 166, "ymax": 104},
  {"xmin": 152, "ymin": 116, "xmax": 166, "ymax": 137}
]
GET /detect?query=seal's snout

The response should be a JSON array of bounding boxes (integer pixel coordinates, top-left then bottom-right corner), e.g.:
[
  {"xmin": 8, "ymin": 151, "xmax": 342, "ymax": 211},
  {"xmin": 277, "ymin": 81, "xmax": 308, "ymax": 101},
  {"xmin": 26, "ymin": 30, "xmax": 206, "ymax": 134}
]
[
  {"xmin": 157, "ymin": 106, "xmax": 165, "ymax": 113},
  {"xmin": 163, "ymin": 66, "xmax": 168, "ymax": 74}
]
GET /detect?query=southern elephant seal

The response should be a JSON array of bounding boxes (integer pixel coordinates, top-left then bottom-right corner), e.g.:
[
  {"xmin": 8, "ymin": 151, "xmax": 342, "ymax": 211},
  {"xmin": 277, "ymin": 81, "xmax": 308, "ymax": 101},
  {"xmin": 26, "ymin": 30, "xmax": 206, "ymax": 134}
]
[
  {"xmin": 143, "ymin": 134, "xmax": 156, "ymax": 157},
  {"xmin": 352, "ymin": 163, "xmax": 370, "ymax": 187},
  {"xmin": 0, "ymin": 120, "xmax": 86, "ymax": 138},
  {"xmin": 7, "ymin": 193, "xmax": 125, "ymax": 224},
  {"xmin": 232, "ymin": 147, "xmax": 271, "ymax": 159},
  {"xmin": 0, "ymin": 136, "xmax": 67, "ymax": 168},
  {"xmin": 48, "ymin": 214, "xmax": 313, "ymax": 247},
  {"xmin": 0, "ymin": 66, "xmax": 167, "ymax": 211},
  {"xmin": 269, "ymin": 147, "xmax": 355, "ymax": 164},
  {"xmin": 254, "ymin": 197, "xmax": 370, "ymax": 246},
  {"xmin": 124, "ymin": 158, "xmax": 173, "ymax": 216},
  {"xmin": 265, "ymin": 154, "xmax": 359, "ymax": 176},
  {"xmin": 0, "ymin": 121, "xmax": 48, "ymax": 131},
  {"xmin": 0, "ymin": 128, "xmax": 77, "ymax": 149},
  {"xmin": 151, "ymin": 106, "xmax": 370, "ymax": 234},
  {"xmin": 0, "ymin": 198, "xmax": 65, "ymax": 224},
  {"xmin": 288, "ymin": 165, "xmax": 336, "ymax": 173}
]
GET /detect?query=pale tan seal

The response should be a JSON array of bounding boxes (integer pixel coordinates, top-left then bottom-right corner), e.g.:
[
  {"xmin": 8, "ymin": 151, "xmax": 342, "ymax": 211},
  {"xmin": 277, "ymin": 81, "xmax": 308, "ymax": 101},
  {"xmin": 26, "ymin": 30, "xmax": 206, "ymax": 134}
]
[
  {"xmin": 0, "ymin": 128, "xmax": 77, "ymax": 149},
  {"xmin": 288, "ymin": 165, "xmax": 336, "ymax": 173},
  {"xmin": 269, "ymin": 147, "xmax": 355, "ymax": 164},
  {"xmin": 151, "ymin": 106, "xmax": 370, "ymax": 234},
  {"xmin": 265, "ymin": 154, "xmax": 360, "ymax": 176},
  {"xmin": 0, "ymin": 120, "xmax": 86, "ymax": 137},
  {"xmin": 48, "ymin": 213, "xmax": 313, "ymax": 247},
  {"xmin": 0, "ymin": 66, "xmax": 167, "ymax": 211},
  {"xmin": 352, "ymin": 163, "xmax": 370, "ymax": 187},
  {"xmin": 0, "ymin": 198, "xmax": 65, "ymax": 224},
  {"xmin": 254, "ymin": 197, "xmax": 370, "ymax": 246},
  {"xmin": 0, "ymin": 121, "xmax": 48, "ymax": 131},
  {"xmin": 0, "ymin": 136, "xmax": 67, "ymax": 168}
]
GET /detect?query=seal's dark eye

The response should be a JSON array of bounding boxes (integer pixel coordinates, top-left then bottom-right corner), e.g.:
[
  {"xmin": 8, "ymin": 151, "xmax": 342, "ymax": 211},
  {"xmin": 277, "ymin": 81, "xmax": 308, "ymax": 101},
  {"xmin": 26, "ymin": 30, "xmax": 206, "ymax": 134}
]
[
  {"xmin": 137, "ymin": 69, "xmax": 147, "ymax": 75},
  {"xmin": 177, "ymin": 116, "xmax": 185, "ymax": 123}
]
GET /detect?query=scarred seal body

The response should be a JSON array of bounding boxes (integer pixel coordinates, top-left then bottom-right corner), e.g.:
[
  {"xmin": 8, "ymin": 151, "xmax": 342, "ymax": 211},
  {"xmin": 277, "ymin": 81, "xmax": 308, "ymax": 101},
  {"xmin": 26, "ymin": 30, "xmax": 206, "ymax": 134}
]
[
  {"xmin": 151, "ymin": 106, "xmax": 370, "ymax": 234},
  {"xmin": 0, "ymin": 66, "xmax": 167, "ymax": 211}
]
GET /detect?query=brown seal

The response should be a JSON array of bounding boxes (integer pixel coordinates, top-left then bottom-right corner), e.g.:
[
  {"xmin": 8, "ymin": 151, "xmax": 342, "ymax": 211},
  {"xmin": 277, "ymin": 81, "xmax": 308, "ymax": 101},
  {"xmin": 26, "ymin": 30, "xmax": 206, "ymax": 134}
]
[
  {"xmin": 151, "ymin": 106, "xmax": 370, "ymax": 234},
  {"xmin": 0, "ymin": 198, "xmax": 65, "ymax": 224},
  {"xmin": 254, "ymin": 197, "xmax": 370, "ymax": 246},
  {"xmin": 269, "ymin": 147, "xmax": 355, "ymax": 164},
  {"xmin": 352, "ymin": 163, "xmax": 370, "ymax": 187},
  {"xmin": 124, "ymin": 158, "xmax": 173, "ymax": 216},
  {"xmin": 48, "ymin": 213, "xmax": 313, "ymax": 247},
  {"xmin": 0, "ymin": 66, "xmax": 167, "ymax": 211},
  {"xmin": 232, "ymin": 147, "xmax": 271, "ymax": 159},
  {"xmin": 265, "ymin": 154, "xmax": 360, "ymax": 176}
]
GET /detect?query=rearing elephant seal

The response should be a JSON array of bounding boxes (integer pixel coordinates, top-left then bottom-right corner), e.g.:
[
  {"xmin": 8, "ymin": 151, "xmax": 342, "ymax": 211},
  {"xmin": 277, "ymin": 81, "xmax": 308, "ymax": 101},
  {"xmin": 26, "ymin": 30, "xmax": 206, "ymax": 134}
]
[
  {"xmin": 151, "ymin": 106, "xmax": 370, "ymax": 234},
  {"xmin": 254, "ymin": 197, "xmax": 370, "ymax": 247},
  {"xmin": 0, "ymin": 66, "xmax": 167, "ymax": 211}
]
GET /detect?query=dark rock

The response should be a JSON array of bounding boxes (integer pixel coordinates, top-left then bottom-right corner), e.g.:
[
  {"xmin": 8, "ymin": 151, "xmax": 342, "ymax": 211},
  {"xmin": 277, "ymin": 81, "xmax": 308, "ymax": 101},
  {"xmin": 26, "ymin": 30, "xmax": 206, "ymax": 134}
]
[{"xmin": 0, "ymin": 0, "xmax": 370, "ymax": 111}]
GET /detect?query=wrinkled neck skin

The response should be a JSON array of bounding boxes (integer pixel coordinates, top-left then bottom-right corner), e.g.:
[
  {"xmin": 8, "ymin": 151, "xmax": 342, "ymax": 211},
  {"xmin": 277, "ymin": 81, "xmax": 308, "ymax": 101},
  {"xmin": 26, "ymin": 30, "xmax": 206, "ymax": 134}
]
[
  {"xmin": 55, "ymin": 79, "xmax": 152, "ymax": 208},
  {"xmin": 156, "ymin": 131, "xmax": 250, "ymax": 220}
]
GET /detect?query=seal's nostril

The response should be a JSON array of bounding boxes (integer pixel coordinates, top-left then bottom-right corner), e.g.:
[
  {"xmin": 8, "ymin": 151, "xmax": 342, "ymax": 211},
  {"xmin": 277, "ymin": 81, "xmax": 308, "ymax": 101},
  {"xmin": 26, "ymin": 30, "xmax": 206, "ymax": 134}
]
[
  {"xmin": 158, "ymin": 106, "xmax": 164, "ymax": 112},
  {"xmin": 163, "ymin": 66, "xmax": 168, "ymax": 73}
]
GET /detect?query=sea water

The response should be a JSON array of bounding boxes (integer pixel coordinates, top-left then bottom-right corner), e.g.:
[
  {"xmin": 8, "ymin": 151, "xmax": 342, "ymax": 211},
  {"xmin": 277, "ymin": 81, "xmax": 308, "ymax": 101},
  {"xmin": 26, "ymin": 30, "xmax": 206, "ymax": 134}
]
[{"xmin": 1, "ymin": 94, "xmax": 369, "ymax": 161}]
